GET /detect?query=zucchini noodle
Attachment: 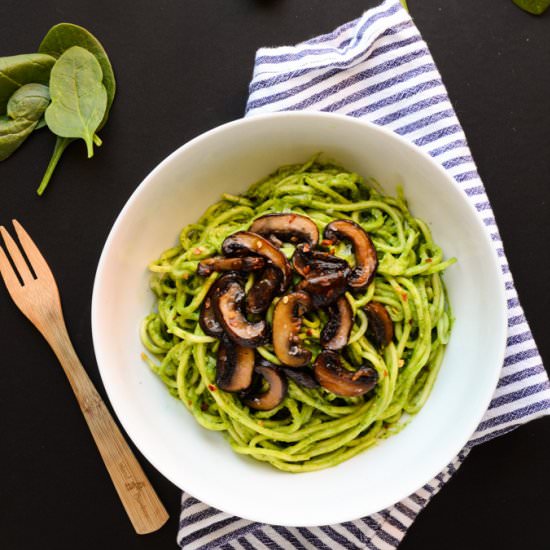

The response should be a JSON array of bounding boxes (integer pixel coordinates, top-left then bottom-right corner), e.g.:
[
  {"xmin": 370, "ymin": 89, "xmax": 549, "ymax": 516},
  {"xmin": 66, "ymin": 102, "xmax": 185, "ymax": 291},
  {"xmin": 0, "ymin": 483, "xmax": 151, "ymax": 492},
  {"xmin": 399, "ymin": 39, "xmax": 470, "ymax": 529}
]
[{"xmin": 141, "ymin": 157, "xmax": 455, "ymax": 472}]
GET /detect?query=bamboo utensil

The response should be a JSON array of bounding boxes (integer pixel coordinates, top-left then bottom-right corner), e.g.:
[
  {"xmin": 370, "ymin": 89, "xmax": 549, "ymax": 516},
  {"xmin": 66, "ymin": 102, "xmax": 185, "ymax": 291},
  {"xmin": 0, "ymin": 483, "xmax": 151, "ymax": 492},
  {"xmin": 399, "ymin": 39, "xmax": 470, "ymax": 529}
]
[{"xmin": 0, "ymin": 220, "xmax": 169, "ymax": 534}]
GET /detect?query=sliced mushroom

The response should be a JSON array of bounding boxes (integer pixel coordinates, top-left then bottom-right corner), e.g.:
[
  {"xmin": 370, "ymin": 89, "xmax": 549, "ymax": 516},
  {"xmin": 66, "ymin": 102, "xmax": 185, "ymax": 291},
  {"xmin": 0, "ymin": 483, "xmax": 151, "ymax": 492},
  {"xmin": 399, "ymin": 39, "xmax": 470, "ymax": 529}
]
[
  {"xmin": 321, "ymin": 296, "xmax": 354, "ymax": 350},
  {"xmin": 197, "ymin": 256, "xmax": 265, "ymax": 277},
  {"xmin": 243, "ymin": 364, "xmax": 288, "ymax": 411},
  {"xmin": 365, "ymin": 301, "xmax": 394, "ymax": 348},
  {"xmin": 249, "ymin": 213, "xmax": 319, "ymax": 247},
  {"xmin": 213, "ymin": 273, "xmax": 268, "ymax": 347},
  {"xmin": 222, "ymin": 231, "xmax": 291, "ymax": 292},
  {"xmin": 292, "ymin": 244, "xmax": 349, "ymax": 279},
  {"xmin": 199, "ymin": 278, "xmax": 224, "ymax": 337},
  {"xmin": 246, "ymin": 266, "xmax": 281, "ymax": 315},
  {"xmin": 216, "ymin": 337, "xmax": 255, "ymax": 392},
  {"xmin": 267, "ymin": 234, "xmax": 284, "ymax": 248},
  {"xmin": 297, "ymin": 271, "xmax": 349, "ymax": 308},
  {"xmin": 281, "ymin": 366, "xmax": 319, "ymax": 389},
  {"xmin": 272, "ymin": 290, "xmax": 313, "ymax": 367},
  {"xmin": 313, "ymin": 350, "xmax": 378, "ymax": 397},
  {"xmin": 323, "ymin": 220, "xmax": 378, "ymax": 289},
  {"xmin": 292, "ymin": 244, "xmax": 350, "ymax": 307}
]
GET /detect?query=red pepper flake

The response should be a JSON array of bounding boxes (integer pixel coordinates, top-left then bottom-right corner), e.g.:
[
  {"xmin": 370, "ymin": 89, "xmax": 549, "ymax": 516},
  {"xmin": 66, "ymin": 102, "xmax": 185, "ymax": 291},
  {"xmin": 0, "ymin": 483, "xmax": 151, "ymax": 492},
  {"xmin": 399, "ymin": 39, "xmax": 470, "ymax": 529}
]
[
  {"xmin": 321, "ymin": 239, "xmax": 332, "ymax": 247},
  {"xmin": 330, "ymin": 247, "xmax": 336, "ymax": 255},
  {"xmin": 425, "ymin": 258, "xmax": 433, "ymax": 263},
  {"xmin": 383, "ymin": 370, "xmax": 388, "ymax": 378},
  {"xmin": 409, "ymin": 319, "xmax": 413, "ymax": 325},
  {"xmin": 306, "ymin": 329, "xmax": 313, "ymax": 336},
  {"xmin": 193, "ymin": 247, "xmax": 203, "ymax": 255},
  {"xmin": 402, "ymin": 293, "xmax": 408, "ymax": 302},
  {"xmin": 208, "ymin": 384, "xmax": 216, "ymax": 392}
]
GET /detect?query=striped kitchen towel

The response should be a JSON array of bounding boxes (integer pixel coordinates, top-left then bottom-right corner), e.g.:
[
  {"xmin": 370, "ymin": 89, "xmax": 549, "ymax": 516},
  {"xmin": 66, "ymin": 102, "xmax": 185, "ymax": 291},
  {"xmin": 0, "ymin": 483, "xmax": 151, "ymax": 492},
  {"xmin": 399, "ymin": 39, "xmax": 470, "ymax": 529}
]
[{"xmin": 178, "ymin": 1, "xmax": 550, "ymax": 548}]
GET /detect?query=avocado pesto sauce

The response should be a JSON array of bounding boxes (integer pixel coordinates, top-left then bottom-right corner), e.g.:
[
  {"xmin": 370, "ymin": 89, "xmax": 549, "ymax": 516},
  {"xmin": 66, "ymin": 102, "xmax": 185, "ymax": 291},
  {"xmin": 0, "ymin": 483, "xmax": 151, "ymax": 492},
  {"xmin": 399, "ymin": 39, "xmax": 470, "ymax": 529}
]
[{"xmin": 141, "ymin": 157, "xmax": 455, "ymax": 472}]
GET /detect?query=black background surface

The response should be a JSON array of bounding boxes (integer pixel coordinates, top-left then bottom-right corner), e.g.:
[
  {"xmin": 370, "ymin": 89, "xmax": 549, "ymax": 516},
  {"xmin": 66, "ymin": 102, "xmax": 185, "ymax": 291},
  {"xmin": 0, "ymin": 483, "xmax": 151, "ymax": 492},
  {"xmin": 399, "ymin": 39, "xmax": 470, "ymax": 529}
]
[{"xmin": 1, "ymin": 1, "xmax": 549, "ymax": 549}]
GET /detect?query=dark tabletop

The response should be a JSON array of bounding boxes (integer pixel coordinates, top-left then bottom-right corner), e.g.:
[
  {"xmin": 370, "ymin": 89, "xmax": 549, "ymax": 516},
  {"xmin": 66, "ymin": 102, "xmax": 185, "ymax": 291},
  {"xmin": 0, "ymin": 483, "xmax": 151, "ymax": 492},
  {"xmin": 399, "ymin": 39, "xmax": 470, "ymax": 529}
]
[{"xmin": 1, "ymin": 1, "xmax": 549, "ymax": 548}]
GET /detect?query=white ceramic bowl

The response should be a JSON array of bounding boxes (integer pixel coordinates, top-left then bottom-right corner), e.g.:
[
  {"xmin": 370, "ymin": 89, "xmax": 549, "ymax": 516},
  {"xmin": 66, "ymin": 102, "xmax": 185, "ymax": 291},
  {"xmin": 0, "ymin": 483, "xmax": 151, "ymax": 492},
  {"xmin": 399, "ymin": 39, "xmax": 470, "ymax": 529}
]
[{"xmin": 92, "ymin": 112, "xmax": 506, "ymax": 526}]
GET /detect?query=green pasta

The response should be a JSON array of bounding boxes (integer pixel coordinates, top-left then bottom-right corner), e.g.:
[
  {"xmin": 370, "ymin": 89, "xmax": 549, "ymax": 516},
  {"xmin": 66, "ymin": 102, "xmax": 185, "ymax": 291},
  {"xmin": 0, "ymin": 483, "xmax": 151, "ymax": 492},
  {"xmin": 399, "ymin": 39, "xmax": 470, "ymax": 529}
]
[{"xmin": 141, "ymin": 157, "xmax": 455, "ymax": 472}]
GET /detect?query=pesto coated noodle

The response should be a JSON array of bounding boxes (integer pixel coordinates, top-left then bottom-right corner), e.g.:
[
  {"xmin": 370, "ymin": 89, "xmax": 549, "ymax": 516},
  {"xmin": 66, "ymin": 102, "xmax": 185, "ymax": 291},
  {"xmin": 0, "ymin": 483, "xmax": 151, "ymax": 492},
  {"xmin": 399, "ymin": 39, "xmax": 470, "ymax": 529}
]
[{"xmin": 141, "ymin": 157, "xmax": 455, "ymax": 472}]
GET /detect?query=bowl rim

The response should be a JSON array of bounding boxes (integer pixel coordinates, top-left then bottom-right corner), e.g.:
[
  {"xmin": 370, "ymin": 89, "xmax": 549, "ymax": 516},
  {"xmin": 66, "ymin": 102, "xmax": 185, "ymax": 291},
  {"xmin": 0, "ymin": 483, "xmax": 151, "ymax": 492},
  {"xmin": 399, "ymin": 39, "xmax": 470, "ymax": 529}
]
[{"xmin": 91, "ymin": 110, "xmax": 507, "ymax": 525}]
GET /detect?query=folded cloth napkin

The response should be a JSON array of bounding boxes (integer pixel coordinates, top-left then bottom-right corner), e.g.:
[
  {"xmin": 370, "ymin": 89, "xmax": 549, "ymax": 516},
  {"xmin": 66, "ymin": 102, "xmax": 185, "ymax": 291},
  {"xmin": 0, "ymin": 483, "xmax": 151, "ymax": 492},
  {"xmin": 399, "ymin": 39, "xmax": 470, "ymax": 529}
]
[{"xmin": 178, "ymin": 1, "xmax": 550, "ymax": 548}]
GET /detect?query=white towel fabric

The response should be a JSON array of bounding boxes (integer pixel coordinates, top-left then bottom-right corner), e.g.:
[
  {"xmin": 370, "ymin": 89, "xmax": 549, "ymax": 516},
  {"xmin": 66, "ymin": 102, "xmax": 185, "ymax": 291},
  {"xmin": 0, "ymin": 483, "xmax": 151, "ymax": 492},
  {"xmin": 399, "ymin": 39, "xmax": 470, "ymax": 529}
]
[{"xmin": 178, "ymin": 2, "xmax": 550, "ymax": 548}]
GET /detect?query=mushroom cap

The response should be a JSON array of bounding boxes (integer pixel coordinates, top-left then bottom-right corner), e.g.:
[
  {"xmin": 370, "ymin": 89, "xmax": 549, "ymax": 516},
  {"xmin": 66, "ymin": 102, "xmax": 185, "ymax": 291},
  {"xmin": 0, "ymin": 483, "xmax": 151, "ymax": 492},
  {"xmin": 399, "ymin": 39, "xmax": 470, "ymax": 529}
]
[
  {"xmin": 216, "ymin": 337, "xmax": 256, "ymax": 392},
  {"xmin": 321, "ymin": 296, "xmax": 354, "ymax": 350},
  {"xmin": 323, "ymin": 220, "xmax": 378, "ymax": 289},
  {"xmin": 199, "ymin": 278, "xmax": 225, "ymax": 337},
  {"xmin": 246, "ymin": 266, "xmax": 281, "ymax": 316},
  {"xmin": 281, "ymin": 366, "xmax": 319, "ymax": 389},
  {"xmin": 272, "ymin": 290, "xmax": 313, "ymax": 367},
  {"xmin": 296, "ymin": 271, "xmax": 349, "ymax": 308},
  {"xmin": 365, "ymin": 301, "xmax": 394, "ymax": 348},
  {"xmin": 313, "ymin": 350, "xmax": 378, "ymax": 397},
  {"xmin": 249, "ymin": 213, "xmax": 319, "ymax": 247},
  {"xmin": 292, "ymin": 244, "xmax": 349, "ymax": 278},
  {"xmin": 197, "ymin": 256, "xmax": 265, "ymax": 277},
  {"xmin": 213, "ymin": 273, "xmax": 269, "ymax": 347},
  {"xmin": 222, "ymin": 231, "xmax": 291, "ymax": 293},
  {"xmin": 243, "ymin": 364, "xmax": 288, "ymax": 411},
  {"xmin": 292, "ymin": 244, "xmax": 350, "ymax": 307}
]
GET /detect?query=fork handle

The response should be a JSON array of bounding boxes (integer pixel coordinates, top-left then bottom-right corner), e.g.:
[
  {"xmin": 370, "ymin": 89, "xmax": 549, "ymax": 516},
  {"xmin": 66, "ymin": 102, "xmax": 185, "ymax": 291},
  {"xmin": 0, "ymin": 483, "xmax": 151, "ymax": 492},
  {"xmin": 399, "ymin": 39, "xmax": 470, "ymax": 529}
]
[{"xmin": 46, "ymin": 322, "xmax": 169, "ymax": 534}]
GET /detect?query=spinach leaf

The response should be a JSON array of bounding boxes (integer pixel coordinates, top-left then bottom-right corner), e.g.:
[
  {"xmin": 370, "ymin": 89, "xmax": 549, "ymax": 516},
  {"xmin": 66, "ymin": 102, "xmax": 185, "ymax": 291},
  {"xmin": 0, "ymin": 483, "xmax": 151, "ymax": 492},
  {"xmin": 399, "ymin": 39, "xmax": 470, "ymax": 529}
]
[
  {"xmin": 44, "ymin": 46, "xmax": 107, "ymax": 158},
  {"xmin": 0, "ymin": 83, "xmax": 50, "ymax": 161},
  {"xmin": 35, "ymin": 117, "xmax": 47, "ymax": 130},
  {"xmin": 38, "ymin": 23, "xmax": 115, "ymax": 123},
  {"xmin": 512, "ymin": 0, "xmax": 550, "ymax": 14},
  {"xmin": 8, "ymin": 82, "xmax": 50, "ymax": 118},
  {"xmin": 37, "ymin": 23, "xmax": 116, "ymax": 195},
  {"xmin": 0, "ymin": 53, "xmax": 55, "ymax": 113}
]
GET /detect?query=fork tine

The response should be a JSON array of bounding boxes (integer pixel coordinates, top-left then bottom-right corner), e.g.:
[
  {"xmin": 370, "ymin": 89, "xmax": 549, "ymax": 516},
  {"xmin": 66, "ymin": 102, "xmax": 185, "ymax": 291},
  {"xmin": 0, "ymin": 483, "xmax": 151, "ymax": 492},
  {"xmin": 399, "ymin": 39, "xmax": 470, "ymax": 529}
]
[
  {"xmin": 0, "ymin": 225, "xmax": 34, "ymax": 284},
  {"xmin": 11, "ymin": 220, "xmax": 54, "ymax": 281},
  {"xmin": 0, "ymin": 245, "xmax": 22, "ymax": 295}
]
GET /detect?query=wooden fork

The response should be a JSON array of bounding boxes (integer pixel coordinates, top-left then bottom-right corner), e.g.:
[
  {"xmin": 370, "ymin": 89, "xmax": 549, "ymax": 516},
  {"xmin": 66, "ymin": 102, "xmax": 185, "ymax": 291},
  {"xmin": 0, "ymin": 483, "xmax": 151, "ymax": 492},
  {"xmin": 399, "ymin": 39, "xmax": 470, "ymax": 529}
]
[{"xmin": 0, "ymin": 220, "xmax": 169, "ymax": 535}]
